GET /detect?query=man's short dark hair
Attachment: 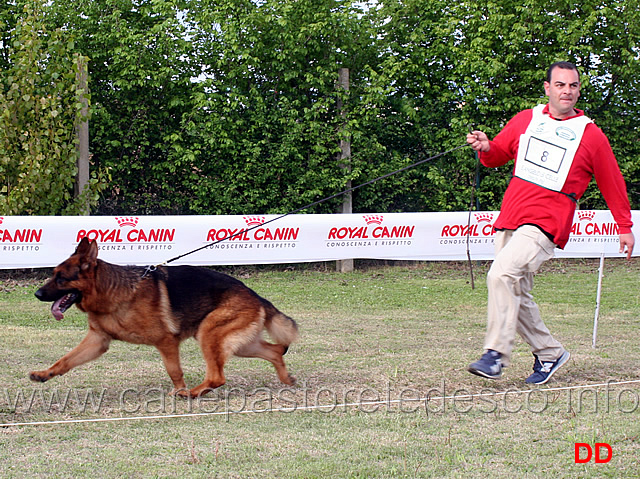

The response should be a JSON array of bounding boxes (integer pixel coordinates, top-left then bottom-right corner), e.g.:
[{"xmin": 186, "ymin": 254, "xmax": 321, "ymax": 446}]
[{"xmin": 546, "ymin": 61, "xmax": 579, "ymax": 82}]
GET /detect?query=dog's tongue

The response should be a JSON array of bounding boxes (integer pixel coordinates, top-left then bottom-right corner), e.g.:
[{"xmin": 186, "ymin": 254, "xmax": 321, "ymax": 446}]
[
  {"xmin": 51, "ymin": 298, "xmax": 66, "ymax": 321},
  {"xmin": 50, "ymin": 292, "xmax": 78, "ymax": 320}
]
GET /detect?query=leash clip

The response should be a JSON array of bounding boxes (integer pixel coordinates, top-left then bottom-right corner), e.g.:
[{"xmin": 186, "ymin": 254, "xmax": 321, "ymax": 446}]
[{"xmin": 142, "ymin": 264, "xmax": 157, "ymax": 278}]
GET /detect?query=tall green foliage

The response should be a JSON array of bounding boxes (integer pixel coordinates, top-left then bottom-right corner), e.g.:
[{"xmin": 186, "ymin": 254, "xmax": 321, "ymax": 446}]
[
  {"xmin": 177, "ymin": 0, "xmax": 377, "ymax": 214},
  {"xmin": 45, "ymin": 0, "xmax": 202, "ymax": 214},
  {"xmin": 376, "ymin": 0, "xmax": 640, "ymax": 212},
  {"xmin": 0, "ymin": 3, "xmax": 106, "ymax": 215},
  {"xmin": 4, "ymin": 0, "xmax": 638, "ymax": 215},
  {"xmin": 353, "ymin": 0, "xmax": 476, "ymax": 213}
]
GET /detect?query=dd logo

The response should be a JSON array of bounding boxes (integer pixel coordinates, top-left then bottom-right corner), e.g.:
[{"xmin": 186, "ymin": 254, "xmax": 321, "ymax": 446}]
[{"xmin": 574, "ymin": 443, "xmax": 613, "ymax": 464}]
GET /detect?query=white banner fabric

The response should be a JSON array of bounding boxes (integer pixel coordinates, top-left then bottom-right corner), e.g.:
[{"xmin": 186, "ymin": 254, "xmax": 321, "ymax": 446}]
[{"xmin": 0, "ymin": 210, "xmax": 637, "ymax": 268}]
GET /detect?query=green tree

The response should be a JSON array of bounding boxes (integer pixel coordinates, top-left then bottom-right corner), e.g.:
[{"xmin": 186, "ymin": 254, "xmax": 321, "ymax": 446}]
[
  {"xmin": 351, "ymin": 0, "xmax": 476, "ymax": 213},
  {"xmin": 386, "ymin": 0, "xmax": 640, "ymax": 210},
  {"xmin": 0, "ymin": 3, "xmax": 106, "ymax": 215},
  {"xmin": 178, "ymin": 0, "xmax": 379, "ymax": 214},
  {"xmin": 47, "ymin": 0, "xmax": 202, "ymax": 214},
  {"xmin": 0, "ymin": 2, "xmax": 20, "ymax": 71},
  {"xmin": 31, "ymin": 0, "xmax": 640, "ymax": 215}
]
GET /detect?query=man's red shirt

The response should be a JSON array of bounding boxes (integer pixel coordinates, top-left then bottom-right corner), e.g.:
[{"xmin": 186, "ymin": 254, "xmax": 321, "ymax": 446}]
[{"xmin": 480, "ymin": 105, "xmax": 633, "ymax": 249}]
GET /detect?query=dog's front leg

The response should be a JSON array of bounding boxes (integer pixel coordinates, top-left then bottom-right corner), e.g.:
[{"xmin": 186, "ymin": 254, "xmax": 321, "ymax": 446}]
[{"xmin": 29, "ymin": 329, "xmax": 111, "ymax": 382}]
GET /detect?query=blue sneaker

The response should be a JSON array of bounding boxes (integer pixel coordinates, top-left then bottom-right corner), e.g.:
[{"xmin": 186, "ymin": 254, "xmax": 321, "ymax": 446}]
[
  {"xmin": 525, "ymin": 351, "xmax": 570, "ymax": 385},
  {"xmin": 468, "ymin": 350, "xmax": 502, "ymax": 379}
]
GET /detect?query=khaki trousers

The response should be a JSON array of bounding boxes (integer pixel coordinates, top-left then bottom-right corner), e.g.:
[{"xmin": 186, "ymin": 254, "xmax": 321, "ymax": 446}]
[{"xmin": 484, "ymin": 225, "xmax": 565, "ymax": 366}]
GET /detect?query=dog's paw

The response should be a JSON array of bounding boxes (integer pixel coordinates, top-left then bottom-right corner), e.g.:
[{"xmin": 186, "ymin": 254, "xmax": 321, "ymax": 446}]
[
  {"xmin": 170, "ymin": 388, "xmax": 193, "ymax": 399},
  {"xmin": 285, "ymin": 374, "xmax": 297, "ymax": 386},
  {"xmin": 29, "ymin": 370, "xmax": 53, "ymax": 382}
]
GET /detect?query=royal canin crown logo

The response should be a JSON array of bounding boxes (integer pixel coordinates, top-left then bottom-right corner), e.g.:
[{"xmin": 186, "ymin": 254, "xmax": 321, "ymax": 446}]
[
  {"xmin": 474, "ymin": 213, "xmax": 494, "ymax": 223},
  {"xmin": 0, "ymin": 217, "xmax": 3, "ymax": 225},
  {"xmin": 243, "ymin": 216, "xmax": 266, "ymax": 226},
  {"xmin": 116, "ymin": 217, "xmax": 139, "ymax": 228},
  {"xmin": 363, "ymin": 214, "xmax": 384, "ymax": 225},
  {"xmin": 577, "ymin": 210, "xmax": 596, "ymax": 221}
]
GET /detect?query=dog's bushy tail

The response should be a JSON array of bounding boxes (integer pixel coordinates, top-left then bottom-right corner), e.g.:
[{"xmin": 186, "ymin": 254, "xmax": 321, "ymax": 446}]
[{"xmin": 263, "ymin": 302, "xmax": 299, "ymax": 347}]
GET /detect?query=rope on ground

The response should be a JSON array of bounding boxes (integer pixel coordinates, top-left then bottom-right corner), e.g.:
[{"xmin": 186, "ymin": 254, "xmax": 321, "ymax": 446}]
[{"xmin": 1, "ymin": 378, "xmax": 638, "ymax": 428}]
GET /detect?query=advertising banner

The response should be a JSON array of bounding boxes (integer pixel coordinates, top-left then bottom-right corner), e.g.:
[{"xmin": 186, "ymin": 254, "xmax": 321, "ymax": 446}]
[{"xmin": 0, "ymin": 210, "xmax": 637, "ymax": 268}]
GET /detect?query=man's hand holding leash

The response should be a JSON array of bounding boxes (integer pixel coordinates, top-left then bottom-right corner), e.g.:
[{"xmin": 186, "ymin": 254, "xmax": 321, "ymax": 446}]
[{"xmin": 467, "ymin": 130, "xmax": 490, "ymax": 153}]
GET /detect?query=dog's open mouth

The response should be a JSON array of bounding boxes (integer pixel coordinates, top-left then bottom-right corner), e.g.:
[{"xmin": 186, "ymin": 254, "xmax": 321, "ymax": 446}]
[{"xmin": 51, "ymin": 293, "xmax": 79, "ymax": 321}]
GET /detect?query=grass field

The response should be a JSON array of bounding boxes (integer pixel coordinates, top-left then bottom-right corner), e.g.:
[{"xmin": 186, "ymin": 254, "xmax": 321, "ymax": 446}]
[{"xmin": 1, "ymin": 259, "xmax": 639, "ymax": 478}]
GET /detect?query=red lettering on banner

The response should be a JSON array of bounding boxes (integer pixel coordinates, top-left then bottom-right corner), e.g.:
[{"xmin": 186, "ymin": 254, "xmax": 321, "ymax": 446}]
[
  {"xmin": 230, "ymin": 229, "xmax": 249, "ymax": 241},
  {"xmin": 372, "ymin": 226, "xmax": 416, "ymax": 238},
  {"xmin": 128, "ymin": 229, "xmax": 174, "ymax": 242},
  {"xmin": 441, "ymin": 225, "xmax": 480, "ymax": 237},
  {"xmin": 77, "ymin": 230, "xmax": 124, "ymax": 243},
  {"xmin": 571, "ymin": 223, "xmax": 582, "ymax": 235},
  {"xmin": 329, "ymin": 225, "xmax": 414, "ymax": 240},
  {"xmin": 482, "ymin": 224, "xmax": 494, "ymax": 235},
  {"xmin": 102, "ymin": 230, "xmax": 118, "ymax": 242},
  {"xmin": 585, "ymin": 223, "xmax": 618, "ymax": 236},
  {"xmin": 372, "ymin": 226, "xmax": 415, "ymax": 238},
  {"xmin": 207, "ymin": 229, "xmax": 250, "ymax": 241},
  {"xmin": 572, "ymin": 222, "xmax": 620, "ymax": 236},
  {"xmin": 77, "ymin": 229, "xmax": 174, "ymax": 243},
  {"xmin": 1, "ymin": 229, "xmax": 42, "ymax": 243},
  {"xmin": 328, "ymin": 227, "xmax": 365, "ymax": 240},
  {"xmin": 349, "ymin": 226, "xmax": 368, "ymax": 239},
  {"xmin": 255, "ymin": 228, "xmax": 299, "ymax": 241},
  {"xmin": 208, "ymin": 228, "xmax": 299, "ymax": 242}
]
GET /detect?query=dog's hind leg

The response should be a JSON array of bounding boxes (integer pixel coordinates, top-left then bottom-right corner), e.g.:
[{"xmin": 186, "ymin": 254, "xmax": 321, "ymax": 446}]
[
  {"xmin": 29, "ymin": 329, "xmax": 111, "ymax": 383},
  {"xmin": 235, "ymin": 337, "xmax": 296, "ymax": 386},
  {"xmin": 155, "ymin": 338, "xmax": 188, "ymax": 397}
]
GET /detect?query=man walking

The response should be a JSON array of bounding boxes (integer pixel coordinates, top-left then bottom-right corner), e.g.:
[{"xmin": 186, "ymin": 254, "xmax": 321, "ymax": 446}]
[{"xmin": 466, "ymin": 61, "xmax": 634, "ymax": 385}]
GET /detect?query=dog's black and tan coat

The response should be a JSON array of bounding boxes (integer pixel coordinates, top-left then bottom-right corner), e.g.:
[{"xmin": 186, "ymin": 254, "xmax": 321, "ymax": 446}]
[{"xmin": 31, "ymin": 237, "xmax": 298, "ymax": 397}]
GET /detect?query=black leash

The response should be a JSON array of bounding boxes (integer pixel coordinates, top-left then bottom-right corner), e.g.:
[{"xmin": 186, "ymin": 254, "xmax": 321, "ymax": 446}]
[
  {"xmin": 466, "ymin": 150, "xmax": 481, "ymax": 289},
  {"xmin": 144, "ymin": 142, "xmax": 471, "ymax": 273},
  {"xmin": 466, "ymin": 125, "xmax": 480, "ymax": 289}
]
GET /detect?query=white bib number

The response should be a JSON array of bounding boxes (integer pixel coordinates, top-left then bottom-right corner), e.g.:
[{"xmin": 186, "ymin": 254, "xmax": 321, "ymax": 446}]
[{"xmin": 514, "ymin": 105, "xmax": 591, "ymax": 192}]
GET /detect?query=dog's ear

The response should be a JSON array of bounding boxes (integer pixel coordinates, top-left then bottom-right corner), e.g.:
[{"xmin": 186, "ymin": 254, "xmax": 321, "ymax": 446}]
[
  {"xmin": 75, "ymin": 237, "xmax": 92, "ymax": 255},
  {"xmin": 75, "ymin": 237, "xmax": 99, "ymax": 268}
]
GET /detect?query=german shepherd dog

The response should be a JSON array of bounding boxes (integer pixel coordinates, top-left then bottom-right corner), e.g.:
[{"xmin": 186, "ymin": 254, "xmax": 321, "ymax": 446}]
[{"xmin": 31, "ymin": 237, "xmax": 298, "ymax": 397}]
